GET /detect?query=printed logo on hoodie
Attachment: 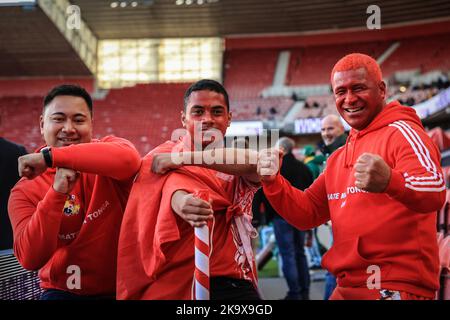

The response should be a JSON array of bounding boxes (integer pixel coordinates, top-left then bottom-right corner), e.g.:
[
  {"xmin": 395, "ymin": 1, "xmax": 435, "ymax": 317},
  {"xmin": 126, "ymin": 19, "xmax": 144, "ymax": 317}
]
[{"xmin": 63, "ymin": 194, "xmax": 80, "ymax": 216}]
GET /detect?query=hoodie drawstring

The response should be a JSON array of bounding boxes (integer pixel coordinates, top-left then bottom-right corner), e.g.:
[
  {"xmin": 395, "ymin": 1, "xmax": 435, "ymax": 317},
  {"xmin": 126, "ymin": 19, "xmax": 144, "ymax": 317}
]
[{"xmin": 344, "ymin": 134, "xmax": 351, "ymax": 168}]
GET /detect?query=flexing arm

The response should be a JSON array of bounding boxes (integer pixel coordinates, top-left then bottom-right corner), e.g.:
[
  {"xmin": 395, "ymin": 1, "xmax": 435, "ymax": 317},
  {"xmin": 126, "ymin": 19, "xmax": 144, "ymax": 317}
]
[
  {"xmin": 19, "ymin": 136, "xmax": 141, "ymax": 181},
  {"xmin": 152, "ymin": 148, "xmax": 259, "ymax": 183},
  {"xmin": 382, "ymin": 122, "xmax": 446, "ymax": 213},
  {"xmin": 8, "ymin": 168, "xmax": 78, "ymax": 270}
]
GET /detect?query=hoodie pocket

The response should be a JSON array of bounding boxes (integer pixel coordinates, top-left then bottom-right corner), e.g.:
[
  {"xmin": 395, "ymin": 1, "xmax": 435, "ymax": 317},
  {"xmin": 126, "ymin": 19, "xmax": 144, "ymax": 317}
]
[
  {"xmin": 322, "ymin": 236, "xmax": 391, "ymax": 287},
  {"xmin": 48, "ymin": 247, "xmax": 69, "ymax": 286}
]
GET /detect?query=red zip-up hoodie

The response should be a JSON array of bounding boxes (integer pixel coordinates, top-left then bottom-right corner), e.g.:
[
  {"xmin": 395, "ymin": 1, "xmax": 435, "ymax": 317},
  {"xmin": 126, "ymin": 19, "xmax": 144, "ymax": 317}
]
[
  {"xmin": 263, "ymin": 101, "xmax": 446, "ymax": 298},
  {"xmin": 8, "ymin": 136, "xmax": 141, "ymax": 296}
]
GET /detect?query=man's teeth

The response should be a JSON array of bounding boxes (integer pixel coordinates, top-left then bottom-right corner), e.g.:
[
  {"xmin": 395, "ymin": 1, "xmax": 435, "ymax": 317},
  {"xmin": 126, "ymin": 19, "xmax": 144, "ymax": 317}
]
[{"xmin": 345, "ymin": 107, "xmax": 363, "ymax": 113}]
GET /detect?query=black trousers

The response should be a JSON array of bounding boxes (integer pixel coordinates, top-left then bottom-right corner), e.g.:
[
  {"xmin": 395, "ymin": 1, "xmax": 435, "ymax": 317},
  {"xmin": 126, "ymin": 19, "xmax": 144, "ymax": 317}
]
[{"xmin": 210, "ymin": 277, "xmax": 261, "ymax": 300}]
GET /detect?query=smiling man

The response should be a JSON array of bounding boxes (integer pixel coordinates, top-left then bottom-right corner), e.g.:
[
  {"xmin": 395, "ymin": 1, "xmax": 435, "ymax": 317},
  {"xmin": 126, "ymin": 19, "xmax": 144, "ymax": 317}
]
[
  {"xmin": 319, "ymin": 114, "xmax": 347, "ymax": 157},
  {"xmin": 117, "ymin": 79, "xmax": 261, "ymax": 300},
  {"xmin": 257, "ymin": 53, "xmax": 446, "ymax": 300},
  {"xmin": 8, "ymin": 85, "xmax": 141, "ymax": 299}
]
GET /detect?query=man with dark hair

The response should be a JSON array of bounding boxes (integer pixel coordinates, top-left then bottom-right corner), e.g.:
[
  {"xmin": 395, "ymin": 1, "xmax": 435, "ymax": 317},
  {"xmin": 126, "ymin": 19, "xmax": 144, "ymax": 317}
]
[
  {"xmin": 257, "ymin": 53, "xmax": 446, "ymax": 300},
  {"xmin": 0, "ymin": 112, "xmax": 27, "ymax": 251},
  {"xmin": 183, "ymin": 78, "xmax": 230, "ymax": 112},
  {"xmin": 8, "ymin": 84, "xmax": 141, "ymax": 300},
  {"xmin": 117, "ymin": 79, "xmax": 262, "ymax": 300},
  {"xmin": 43, "ymin": 85, "xmax": 93, "ymax": 115}
]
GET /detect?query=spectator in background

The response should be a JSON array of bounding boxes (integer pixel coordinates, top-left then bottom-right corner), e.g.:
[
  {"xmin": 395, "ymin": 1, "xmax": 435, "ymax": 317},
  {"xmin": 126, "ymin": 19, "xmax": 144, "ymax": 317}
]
[
  {"xmin": 437, "ymin": 72, "xmax": 449, "ymax": 89},
  {"xmin": 303, "ymin": 145, "xmax": 325, "ymax": 180},
  {"xmin": 406, "ymin": 96, "xmax": 416, "ymax": 106},
  {"xmin": 0, "ymin": 113, "xmax": 27, "ymax": 251},
  {"xmin": 254, "ymin": 137, "xmax": 313, "ymax": 300},
  {"xmin": 269, "ymin": 106, "xmax": 277, "ymax": 115},
  {"xmin": 318, "ymin": 114, "xmax": 347, "ymax": 157},
  {"xmin": 302, "ymin": 145, "xmax": 326, "ymax": 270},
  {"xmin": 319, "ymin": 114, "xmax": 348, "ymax": 299}
]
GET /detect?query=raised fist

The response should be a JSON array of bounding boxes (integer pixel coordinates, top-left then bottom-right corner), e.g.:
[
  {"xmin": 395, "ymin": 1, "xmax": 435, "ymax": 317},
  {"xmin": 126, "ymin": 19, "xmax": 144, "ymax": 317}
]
[
  {"xmin": 354, "ymin": 153, "xmax": 391, "ymax": 193},
  {"xmin": 18, "ymin": 153, "xmax": 47, "ymax": 179},
  {"xmin": 53, "ymin": 168, "xmax": 79, "ymax": 194},
  {"xmin": 257, "ymin": 148, "xmax": 283, "ymax": 183}
]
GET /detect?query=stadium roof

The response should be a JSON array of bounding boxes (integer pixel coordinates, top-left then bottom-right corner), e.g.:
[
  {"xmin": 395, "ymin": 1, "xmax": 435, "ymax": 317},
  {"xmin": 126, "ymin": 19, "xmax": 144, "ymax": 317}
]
[
  {"xmin": 0, "ymin": 5, "xmax": 92, "ymax": 77},
  {"xmin": 72, "ymin": 0, "xmax": 450, "ymax": 39},
  {"xmin": 1, "ymin": 0, "xmax": 450, "ymax": 77}
]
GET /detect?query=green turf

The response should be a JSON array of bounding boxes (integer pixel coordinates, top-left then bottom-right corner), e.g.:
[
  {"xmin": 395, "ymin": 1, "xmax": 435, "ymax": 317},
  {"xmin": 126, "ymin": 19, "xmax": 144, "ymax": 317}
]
[{"xmin": 258, "ymin": 258, "xmax": 280, "ymax": 278}]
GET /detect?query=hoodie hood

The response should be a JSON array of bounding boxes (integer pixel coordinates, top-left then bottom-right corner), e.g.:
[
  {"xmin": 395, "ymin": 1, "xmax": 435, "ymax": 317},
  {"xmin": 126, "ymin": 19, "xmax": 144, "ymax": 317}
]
[{"xmin": 343, "ymin": 100, "xmax": 424, "ymax": 167}]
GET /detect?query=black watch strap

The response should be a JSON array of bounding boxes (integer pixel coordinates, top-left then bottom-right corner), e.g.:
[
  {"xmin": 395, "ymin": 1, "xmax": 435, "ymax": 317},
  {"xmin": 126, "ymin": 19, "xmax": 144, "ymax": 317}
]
[{"xmin": 42, "ymin": 147, "xmax": 53, "ymax": 168}]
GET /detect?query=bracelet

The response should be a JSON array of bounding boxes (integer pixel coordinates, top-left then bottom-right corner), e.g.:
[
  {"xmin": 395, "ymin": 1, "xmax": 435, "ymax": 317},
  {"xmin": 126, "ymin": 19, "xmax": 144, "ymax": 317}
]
[{"xmin": 41, "ymin": 147, "xmax": 53, "ymax": 167}]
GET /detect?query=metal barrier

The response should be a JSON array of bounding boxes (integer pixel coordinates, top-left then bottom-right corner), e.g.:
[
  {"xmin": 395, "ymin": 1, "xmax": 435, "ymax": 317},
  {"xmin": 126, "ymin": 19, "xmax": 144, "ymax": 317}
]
[{"xmin": 0, "ymin": 250, "xmax": 42, "ymax": 300}]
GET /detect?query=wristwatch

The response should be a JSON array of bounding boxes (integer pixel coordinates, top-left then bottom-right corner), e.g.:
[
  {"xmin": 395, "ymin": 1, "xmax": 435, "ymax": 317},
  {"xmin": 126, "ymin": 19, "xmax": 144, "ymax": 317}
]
[{"xmin": 41, "ymin": 147, "xmax": 53, "ymax": 168}]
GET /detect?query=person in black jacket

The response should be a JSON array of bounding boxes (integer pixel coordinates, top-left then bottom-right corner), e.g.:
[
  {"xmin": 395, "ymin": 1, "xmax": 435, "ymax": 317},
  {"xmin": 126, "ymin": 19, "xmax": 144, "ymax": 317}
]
[
  {"xmin": 254, "ymin": 137, "xmax": 313, "ymax": 300},
  {"xmin": 0, "ymin": 125, "xmax": 27, "ymax": 250},
  {"xmin": 318, "ymin": 114, "xmax": 348, "ymax": 157}
]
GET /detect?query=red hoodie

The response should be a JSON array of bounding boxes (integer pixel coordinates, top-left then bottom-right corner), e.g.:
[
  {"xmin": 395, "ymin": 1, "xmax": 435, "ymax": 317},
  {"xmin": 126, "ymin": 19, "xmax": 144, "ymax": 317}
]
[
  {"xmin": 8, "ymin": 136, "xmax": 141, "ymax": 296},
  {"xmin": 262, "ymin": 101, "xmax": 446, "ymax": 298}
]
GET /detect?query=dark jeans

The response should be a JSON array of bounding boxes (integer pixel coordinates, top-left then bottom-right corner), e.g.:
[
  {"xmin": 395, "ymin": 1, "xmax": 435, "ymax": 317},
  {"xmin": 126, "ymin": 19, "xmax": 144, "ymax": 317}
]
[
  {"xmin": 273, "ymin": 216, "xmax": 310, "ymax": 299},
  {"xmin": 210, "ymin": 277, "xmax": 261, "ymax": 300},
  {"xmin": 324, "ymin": 272, "xmax": 337, "ymax": 300},
  {"xmin": 40, "ymin": 289, "xmax": 115, "ymax": 300}
]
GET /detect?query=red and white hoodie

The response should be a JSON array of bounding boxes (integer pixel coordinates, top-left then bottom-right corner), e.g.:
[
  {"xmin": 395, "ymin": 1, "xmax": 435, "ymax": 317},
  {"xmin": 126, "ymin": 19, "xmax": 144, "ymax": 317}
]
[{"xmin": 262, "ymin": 101, "xmax": 446, "ymax": 298}]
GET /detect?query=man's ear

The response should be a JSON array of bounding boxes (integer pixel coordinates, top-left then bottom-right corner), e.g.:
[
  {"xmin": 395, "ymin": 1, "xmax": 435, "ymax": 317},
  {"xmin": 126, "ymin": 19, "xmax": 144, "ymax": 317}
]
[
  {"xmin": 227, "ymin": 111, "xmax": 232, "ymax": 127},
  {"xmin": 39, "ymin": 114, "xmax": 44, "ymax": 136},
  {"xmin": 379, "ymin": 81, "xmax": 387, "ymax": 100},
  {"xmin": 181, "ymin": 110, "xmax": 186, "ymax": 128}
]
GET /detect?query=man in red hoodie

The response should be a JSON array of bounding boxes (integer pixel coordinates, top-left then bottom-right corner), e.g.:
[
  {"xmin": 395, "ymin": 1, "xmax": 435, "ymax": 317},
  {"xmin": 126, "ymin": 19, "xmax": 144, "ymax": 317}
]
[
  {"xmin": 8, "ymin": 85, "xmax": 141, "ymax": 299},
  {"xmin": 257, "ymin": 53, "xmax": 446, "ymax": 300},
  {"xmin": 117, "ymin": 79, "xmax": 262, "ymax": 300}
]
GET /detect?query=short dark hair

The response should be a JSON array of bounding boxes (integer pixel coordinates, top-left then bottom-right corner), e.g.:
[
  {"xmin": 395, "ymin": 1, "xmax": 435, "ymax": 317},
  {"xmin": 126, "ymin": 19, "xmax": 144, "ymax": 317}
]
[
  {"xmin": 183, "ymin": 79, "xmax": 230, "ymax": 112},
  {"xmin": 43, "ymin": 84, "xmax": 93, "ymax": 116}
]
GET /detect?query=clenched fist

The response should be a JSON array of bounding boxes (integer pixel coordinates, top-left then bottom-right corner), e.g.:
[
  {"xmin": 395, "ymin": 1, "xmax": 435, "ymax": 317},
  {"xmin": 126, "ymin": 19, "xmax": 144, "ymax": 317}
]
[
  {"xmin": 18, "ymin": 153, "xmax": 47, "ymax": 179},
  {"xmin": 257, "ymin": 148, "xmax": 283, "ymax": 183},
  {"xmin": 53, "ymin": 168, "xmax": 79, "ymax": 194},
  {"xmin": 152, "ymin": 153, "xmax": 182, "ymax": 174},
  {"xmin": 354, "ymin": 153, "xmax": 391, "ymax": 193},
  {"xmin": 171, "ymin": 190, "xmax": 213, "ymax": 227}
]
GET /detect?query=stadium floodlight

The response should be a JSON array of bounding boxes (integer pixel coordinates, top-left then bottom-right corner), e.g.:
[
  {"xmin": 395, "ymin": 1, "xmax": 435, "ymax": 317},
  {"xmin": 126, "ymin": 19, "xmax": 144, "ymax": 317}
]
[{"xmin": 0, "ymin": 0, "xmax": 36, "ymax": 6}]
